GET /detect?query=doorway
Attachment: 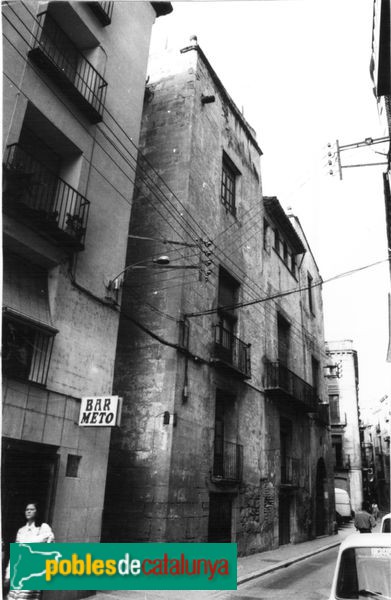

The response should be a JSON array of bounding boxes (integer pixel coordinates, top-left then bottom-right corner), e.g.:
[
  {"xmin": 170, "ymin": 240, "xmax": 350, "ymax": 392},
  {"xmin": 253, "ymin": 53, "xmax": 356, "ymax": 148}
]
[
  {"xmin": 279, "ymin": 493, "xmax": 291, "ymax": 545},
  {"xmin": 1, "ymin": 438, "xmax": 59, "ymax": 565},
  {"xmin": 315, "ymin": 457, "xmax": 327, "ymax": 536},
  {"xmin": 208, "ymin": 493, "xmax": 232, "ymax": 542}
]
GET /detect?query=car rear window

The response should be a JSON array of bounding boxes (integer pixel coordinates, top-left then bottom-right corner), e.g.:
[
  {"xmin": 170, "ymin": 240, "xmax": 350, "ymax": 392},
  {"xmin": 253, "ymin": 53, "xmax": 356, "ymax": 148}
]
[
  {"xmin": 336, "ymin": 547, "xmax": 391, "ymax": 599},
  {"xmin": 382, "ymin": 518, "xmax": 390, "ymax": 533}
]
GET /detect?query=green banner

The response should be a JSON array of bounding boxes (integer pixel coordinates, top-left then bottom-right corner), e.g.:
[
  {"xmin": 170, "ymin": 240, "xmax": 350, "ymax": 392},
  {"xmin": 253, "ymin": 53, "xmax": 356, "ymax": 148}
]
[{"xmin": 10, "ymin": 542, "xmax": 237, "ymax": 590}]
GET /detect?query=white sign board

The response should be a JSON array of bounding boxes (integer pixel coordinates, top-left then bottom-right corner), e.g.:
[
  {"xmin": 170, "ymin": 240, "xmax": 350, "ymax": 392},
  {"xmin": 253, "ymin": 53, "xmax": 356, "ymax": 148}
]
[{"xmin": 79, "ymin": 395, "xmax": 122, "ymax": 426}]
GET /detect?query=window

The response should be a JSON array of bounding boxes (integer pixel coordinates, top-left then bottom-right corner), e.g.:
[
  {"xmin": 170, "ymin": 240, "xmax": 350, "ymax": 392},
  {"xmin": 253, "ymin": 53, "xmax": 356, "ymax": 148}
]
[
  {"xmin": 307, "ymin": 273, "xmax": 314, "ymax": 314},
  {"xmin": 277, "ymin": 313, "xmax": 290, "ymax": 366},
  {"xmin": 290, "ymin": 254, "xmax": 296, "ymax": 277},
  {"xmin": 66, "ymin": 454, "xmax": 81, "ymax": 477},
  {"xmin": 263, "ymin": 219, "xmax": 270, "ymax": 251},
  {"xmin": 312, "ymin": 356, "xmax": 320, "ymax": 396},
  {"xmin": 273, "ymin": 228, "xmax": 297, "ymax": 277},
  {"xmin": 221, "ymin": 154, "xmax": 238, "ymax": 215},
  {"xmin": 332, "ymin": 435, "xmax": 343, "ymax": 468},
  {"xmin": 274, "ymin": 229, "xmax": 280, "ymax": 252},
  {"xmin": 329, "ymin": 394, "xmax": 341, "ymax": 422},
  {"xmin": 3, "ymin": 108, "xmax": 89, "ymax": 250},
  {"xmin": 2, "ymin": 254, "xmax": 57, "ymax": 386}
]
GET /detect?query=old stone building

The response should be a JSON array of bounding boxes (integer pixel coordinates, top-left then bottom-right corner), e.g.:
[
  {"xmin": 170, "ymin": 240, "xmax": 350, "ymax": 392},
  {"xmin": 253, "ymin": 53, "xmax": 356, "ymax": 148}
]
[
  {"xmin": 103, "ymin": 38, "xmax": 334, "ymax": 554},
  {"xmin": 326, "ymin": 340, "xmax": 363, "ymax": 513},
  {"xmin": 2, "ymin": 2, "xmax": 171, "ymax": 598},
  {"xmin": 360, "ymin": 394, "xmax": 390, "ymax": 512}
]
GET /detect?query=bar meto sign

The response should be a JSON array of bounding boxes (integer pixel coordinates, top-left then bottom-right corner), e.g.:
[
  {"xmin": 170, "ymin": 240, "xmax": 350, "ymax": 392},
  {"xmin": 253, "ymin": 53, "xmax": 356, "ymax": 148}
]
[{"xmin": 79, "ymin": 396, "xmax": 122, "ymax": 426}]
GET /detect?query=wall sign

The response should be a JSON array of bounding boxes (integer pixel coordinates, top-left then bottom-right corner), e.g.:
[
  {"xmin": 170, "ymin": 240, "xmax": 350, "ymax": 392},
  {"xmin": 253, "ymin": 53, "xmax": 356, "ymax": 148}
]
[{"xmin": 79, "ymin": 395, "xmax": 122, "ymax": 426}]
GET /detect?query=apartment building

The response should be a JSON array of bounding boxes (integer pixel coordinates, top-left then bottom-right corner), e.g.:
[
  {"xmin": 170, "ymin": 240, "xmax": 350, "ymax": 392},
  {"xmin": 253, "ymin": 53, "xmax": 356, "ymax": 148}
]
[
  {"xmin": 2, "ymin": 2, "xmax": 171, "ymax": 598},
  {"xmin": 103, "ymin": 38, "xmax": 334, "ymax": 554},
  {"xmin": 326, "ymin": 340, "xmax": 363, "ymax": 512}
]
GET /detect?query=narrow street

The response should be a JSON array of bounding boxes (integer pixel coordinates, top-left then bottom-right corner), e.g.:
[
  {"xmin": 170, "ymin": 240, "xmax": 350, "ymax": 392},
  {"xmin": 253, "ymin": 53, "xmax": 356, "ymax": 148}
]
[{"xmin": 223, "ymin": 546, "xmax": 338, "ymax": 600}]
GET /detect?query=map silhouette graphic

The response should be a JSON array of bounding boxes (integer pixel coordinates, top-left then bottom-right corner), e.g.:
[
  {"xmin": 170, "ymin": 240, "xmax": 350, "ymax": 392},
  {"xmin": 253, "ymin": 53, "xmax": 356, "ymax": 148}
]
[{"xmin": 11, "ymin": 544, "xmax": 62, "ymax": 590}]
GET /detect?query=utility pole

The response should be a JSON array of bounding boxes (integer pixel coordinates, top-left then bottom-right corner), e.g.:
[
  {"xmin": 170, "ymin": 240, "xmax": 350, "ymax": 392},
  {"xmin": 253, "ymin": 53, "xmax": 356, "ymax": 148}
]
[{"xmin": 328, "ymin": 136, "xmax": 390, "ymax": 179}]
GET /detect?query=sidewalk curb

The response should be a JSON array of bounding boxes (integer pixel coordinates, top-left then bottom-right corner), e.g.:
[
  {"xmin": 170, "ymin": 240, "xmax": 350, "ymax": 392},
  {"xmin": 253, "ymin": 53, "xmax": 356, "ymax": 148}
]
[{"xmin": 237, "ymin": 540, "xmax": 342, "ymax": 586}]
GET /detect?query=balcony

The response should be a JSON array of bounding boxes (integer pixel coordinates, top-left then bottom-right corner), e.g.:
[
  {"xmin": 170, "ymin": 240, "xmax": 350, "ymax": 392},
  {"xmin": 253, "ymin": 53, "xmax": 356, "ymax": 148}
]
[
  {"xmin": 3, "ymin": 143, "xmax": 89, "ymax": 250},
  {"xmin": 264, "ymin": 361, "xmax": 318, "ymax": 412},
  {"xmin": 334, "ymin": 455, "xmax": 351, "ymax": 471},
  {"xmin": 212, "ymin": 440, "xmax": 243, "ymax": 484},
  {"xmin": 331, "ymin": 412, "xmax": 347, "ymax": 427},
  {"xmin": 2, "ymin": 315, "xmax": 56, "ymax": 386},
  {"xmin": 211, "ymin": 323, "xmax": 251, "ymax": 379},
  {"xmin": 88, "ymin": 2, "xmax": 114, "ymax": 26},
  {"xmin": 28, "ymin": 12, "xmax": 107, "ymax": 123},
  {"xmin": 281, "ymin": 456, "xmax": 300, "ymax": 487}
]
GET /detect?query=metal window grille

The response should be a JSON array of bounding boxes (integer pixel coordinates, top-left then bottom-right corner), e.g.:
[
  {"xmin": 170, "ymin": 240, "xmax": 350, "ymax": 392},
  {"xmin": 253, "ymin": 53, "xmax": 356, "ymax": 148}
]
[{"xmin": 2, "ymin": 318, "xmax": 55, "ymax": 386}]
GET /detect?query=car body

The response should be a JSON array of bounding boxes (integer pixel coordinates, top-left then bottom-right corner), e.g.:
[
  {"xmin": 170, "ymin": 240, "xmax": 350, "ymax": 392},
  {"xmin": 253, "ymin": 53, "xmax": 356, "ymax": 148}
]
[
  {"xmin": 381, "ymin": 513, "xmax": 391, "ymax": 533},
  {"xmin": 328, "ymin": 533, "xmax": 391, "ymax": 600},
  {"xmin": 335, "ymin": 488, "xmax": 353, "ymax": 524}
]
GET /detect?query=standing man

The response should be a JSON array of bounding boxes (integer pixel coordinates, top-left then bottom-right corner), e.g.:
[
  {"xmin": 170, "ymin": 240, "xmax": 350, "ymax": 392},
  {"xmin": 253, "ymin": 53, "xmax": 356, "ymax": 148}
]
[{"xmin": 354, "ymin": 501, "xmax": 376, "ymax": 533}]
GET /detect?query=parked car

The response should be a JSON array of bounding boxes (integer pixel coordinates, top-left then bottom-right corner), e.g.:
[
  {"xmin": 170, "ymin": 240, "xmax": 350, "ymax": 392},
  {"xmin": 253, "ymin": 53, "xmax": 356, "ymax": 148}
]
[
  {"xmin": 335, "ymin": 488, "xmax": 353, "ymax": 525},
  {"xmin": 328, "ymin": 533, "xmax": 391, "ymax": 600},
  {"xmin": 381, "ymin": 513, "xmax": 391, "ymax": 533}
]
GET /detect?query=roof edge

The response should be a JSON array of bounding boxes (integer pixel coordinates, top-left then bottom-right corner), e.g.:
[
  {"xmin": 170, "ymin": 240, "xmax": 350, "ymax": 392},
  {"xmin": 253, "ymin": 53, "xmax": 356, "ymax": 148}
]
[{"xmin": 180, "ymin": 44, "xmax": 263, "ymax": 156}]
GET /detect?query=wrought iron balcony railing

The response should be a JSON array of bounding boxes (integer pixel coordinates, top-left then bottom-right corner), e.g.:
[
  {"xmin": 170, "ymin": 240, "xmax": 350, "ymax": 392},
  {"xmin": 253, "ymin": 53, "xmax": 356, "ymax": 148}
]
[
  {"xmin": 88, "ymin": 2, "xmax": 114, "ymax": 25},
  {"xmin": 212, "ymin": 323, "xmax": 251, "ymax": 378},
  {"xmin": 3, "ymin": 143, "xmax": 90, "ymax": 250},
  {"xmin": 2, "ymin": 315, "xmax": 56, "ymax": 386},
  {"xmin": 334, "ymin": 454, "xmax": 351, "ymax": 471},
  {"xmin": 213, "ymin": 439, "xmax": 243, "ymax": 483},
  {"xmin": 331, "ymin": 412, "xmax": 347, "ymax": 427},
  {"xmin": 281, "ymin": 456, "xmax": 300, "ymax": 486},
  {"xmin": 264, "ymin": 360, "xmax": 318, "ymax": 412},
  {"xmin": 28, "ymin": 12, "xmax": 107, "ymax": 123}
]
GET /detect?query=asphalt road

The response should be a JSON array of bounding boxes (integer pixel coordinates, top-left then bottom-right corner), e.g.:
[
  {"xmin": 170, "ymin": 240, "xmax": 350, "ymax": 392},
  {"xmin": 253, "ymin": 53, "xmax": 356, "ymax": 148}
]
[{"xmin": 221, "ymin": 546, "xmax": 339, "ymax": 600}]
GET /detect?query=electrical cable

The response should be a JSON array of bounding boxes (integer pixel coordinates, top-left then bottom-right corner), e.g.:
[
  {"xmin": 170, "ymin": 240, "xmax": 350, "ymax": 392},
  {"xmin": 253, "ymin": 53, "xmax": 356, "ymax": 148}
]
[
  {"xmin": 186, "ymin": 257, "xmax": 391, "ymax": 318},
  {"xmin": 3, "ymin": 5, "xmax": 371, "ymax": 350}
]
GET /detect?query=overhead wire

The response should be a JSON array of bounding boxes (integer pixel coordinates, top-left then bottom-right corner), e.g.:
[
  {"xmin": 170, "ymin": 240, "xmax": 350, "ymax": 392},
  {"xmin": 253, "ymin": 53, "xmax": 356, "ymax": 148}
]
[
  {"xmin": 0, "ymin": 11, "xmax": 318, "ymax": 346},
  {"xmin": 1, "ymin": 22, "xmax": 319, "ymax": 348},
  {"xmin": 2, "ymin": 4, "xmax": 360, "ymax": 351}
]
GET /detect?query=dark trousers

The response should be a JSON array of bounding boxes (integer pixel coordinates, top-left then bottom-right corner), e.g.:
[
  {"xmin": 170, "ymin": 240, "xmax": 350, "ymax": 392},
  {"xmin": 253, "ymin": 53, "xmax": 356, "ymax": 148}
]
[{"xmin": 358, "ymin": 528, "xmax": 371, "ymax": 533}]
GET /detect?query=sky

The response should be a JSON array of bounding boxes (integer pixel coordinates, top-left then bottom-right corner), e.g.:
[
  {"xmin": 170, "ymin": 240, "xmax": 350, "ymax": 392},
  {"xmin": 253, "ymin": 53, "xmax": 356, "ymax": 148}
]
[{"xmin": 149, "ymin": 0, "xmax": 391, "ymax": 410}]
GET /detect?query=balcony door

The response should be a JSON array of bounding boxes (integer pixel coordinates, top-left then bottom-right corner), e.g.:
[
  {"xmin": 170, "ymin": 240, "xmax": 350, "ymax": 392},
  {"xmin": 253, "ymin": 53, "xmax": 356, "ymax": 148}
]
[
  {"xmin": 277, "ymin": 313, "xmax": 290, "ymax": 367},
  {"xmin": 208, "ymin": 493, "xmax": 232, "ymax": 542},
  {"xmin": 18, "ymin": 127, "xmax": 61, "ymax": 216}
]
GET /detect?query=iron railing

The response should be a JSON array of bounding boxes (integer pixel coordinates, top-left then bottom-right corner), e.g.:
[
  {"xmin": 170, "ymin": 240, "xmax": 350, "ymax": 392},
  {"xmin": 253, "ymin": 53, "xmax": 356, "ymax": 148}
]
[
  {"xmin": 2, "ymin": 316, "xmax": 55, "ymax": 386},
  {"xmin": 88, "ymin": 2, "xmax": 114, "ymax": 25},
  {"xmin": 335, "ymin": 454, "xmax": 351, "ymax": 470},
  {"xmin": 331, "ymin": 412, "xmax": 347, "ymax": 427},
  {"xmin": 264, "ymin": 360, "xmax": 318, "ymax": 412},
  {"xmin": 212, "ymin": 323, "xmax": 251, "ymax": 378},
  {"xmin": 213, "ymin": 439, "xmax": 243, "ymax": 482},
  {"xmin": 4, "ymin": 143, "xmax": 90, "ymax": 249},
  {"xmin": 281, "ymin": 456, "xmax": 300, "ymax": 485},
  {"xmin": 29, "ymin": 12, "xmax": 107, "ymax": 123}
]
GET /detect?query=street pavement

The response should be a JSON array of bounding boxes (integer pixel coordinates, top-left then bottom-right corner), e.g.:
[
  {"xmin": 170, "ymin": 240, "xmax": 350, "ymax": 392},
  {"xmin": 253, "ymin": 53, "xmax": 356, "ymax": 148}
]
[{"xmin": 84, "ymin": 520, "xmax": 382, "ymax": 600}]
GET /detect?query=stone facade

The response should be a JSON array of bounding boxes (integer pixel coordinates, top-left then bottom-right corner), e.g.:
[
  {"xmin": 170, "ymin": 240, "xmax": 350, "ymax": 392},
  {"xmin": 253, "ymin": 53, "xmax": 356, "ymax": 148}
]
[
  {"xmin": 2, "ymin": 3, "xmax": 170, "ymax": 598},
  {"xmin": 104, "ymin": 40, "xmax": 335, "ymax": 554},
  {"xmin": 326, "ymin": 340, "xmax": 363, "ymax": 513}
]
